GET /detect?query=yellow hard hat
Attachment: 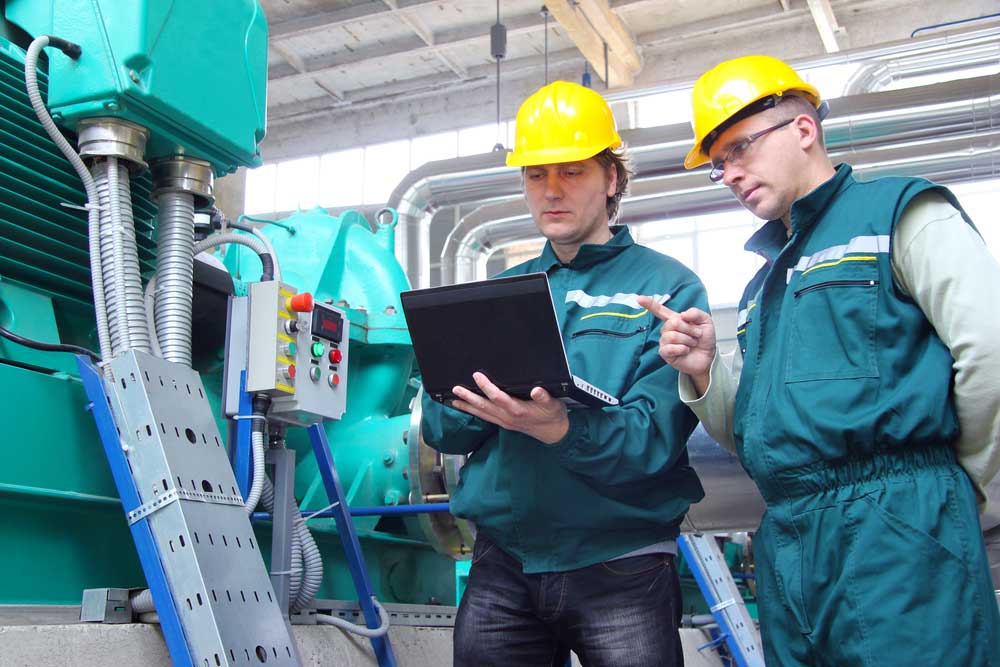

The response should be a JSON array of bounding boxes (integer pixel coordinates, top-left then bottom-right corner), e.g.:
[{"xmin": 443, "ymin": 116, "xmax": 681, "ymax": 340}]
[
  {"xmin": 684, "ymin": 55, "xmax": 822, "ymax": 169},
  {"xmin": 507, "ymin": 80, "xmax": 623, "ymax": 167}
]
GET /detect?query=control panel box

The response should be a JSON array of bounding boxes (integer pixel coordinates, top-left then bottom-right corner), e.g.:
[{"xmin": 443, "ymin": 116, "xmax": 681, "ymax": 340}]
[
  {"xmin": 270, "ymin": 300, "xmax": 349, "ymax": 424},
  {"xmin": 243, "ymin": 281, "xmax": 348, "ymax": 424}
]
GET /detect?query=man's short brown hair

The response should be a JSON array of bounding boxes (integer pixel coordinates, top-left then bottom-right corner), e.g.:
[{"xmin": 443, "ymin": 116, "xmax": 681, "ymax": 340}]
[{"xmin": 593, "ymin": 146, "xmax": 632, "ymax": 222}]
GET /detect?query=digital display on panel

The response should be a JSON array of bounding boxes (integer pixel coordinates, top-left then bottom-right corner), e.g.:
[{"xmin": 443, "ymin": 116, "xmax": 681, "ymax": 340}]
[{"xmin": 311, "ymin": 306, "xmax": 343, "ymax": 343}]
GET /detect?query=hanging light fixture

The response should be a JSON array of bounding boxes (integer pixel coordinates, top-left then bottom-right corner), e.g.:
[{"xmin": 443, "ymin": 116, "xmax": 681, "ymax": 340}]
[
  {"xmin": 541, "ymin": 5, "xmax": 550, "ymax": 84},
  {"xmin": 490, "ymin": 0, "xmax": 507, "ymax": 151}
]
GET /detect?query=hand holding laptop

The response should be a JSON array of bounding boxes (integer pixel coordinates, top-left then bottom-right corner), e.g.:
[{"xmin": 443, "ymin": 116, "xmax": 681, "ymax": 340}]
[{"xmin": 449, "ymin": 371, "xmax": 570, "ymax": 445}]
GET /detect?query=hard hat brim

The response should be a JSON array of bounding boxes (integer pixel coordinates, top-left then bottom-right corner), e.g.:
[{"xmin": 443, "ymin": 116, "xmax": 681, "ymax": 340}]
[{"xmin": 505, "ymin": 138, "xmax": 623, "ymax": 167}]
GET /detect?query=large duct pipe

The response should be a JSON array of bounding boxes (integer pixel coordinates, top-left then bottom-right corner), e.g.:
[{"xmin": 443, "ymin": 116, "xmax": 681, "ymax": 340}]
[
  {"xmin": 388, "ymin": 26, "xmax": 1000, "ymax": 287},
  {"xmin": 445, "ymin": 72, "xmax": 999, "ymax": 282},
  {"xmin": 842, "ymin": 28, "xmax": 1000, "ymax": 95},
  {"xmin": 435, "ymin": 73, "xmax": 1000, "ymax": 536}
]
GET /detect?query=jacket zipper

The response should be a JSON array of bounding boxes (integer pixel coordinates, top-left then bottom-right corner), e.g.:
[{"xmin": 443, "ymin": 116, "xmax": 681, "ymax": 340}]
[
  {"xmin": 794, "ymin": 279, "xmax": 878, "ymax": 298},
  {"xmin": 571, "ymin": 325, "xmax": 649, "ymax": 339}
]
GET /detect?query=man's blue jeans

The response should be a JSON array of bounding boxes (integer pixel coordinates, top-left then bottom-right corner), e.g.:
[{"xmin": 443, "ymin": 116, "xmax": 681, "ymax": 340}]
[{"xmin": 454, "ymin": 536, "xmax": 684, "ymax": 667}]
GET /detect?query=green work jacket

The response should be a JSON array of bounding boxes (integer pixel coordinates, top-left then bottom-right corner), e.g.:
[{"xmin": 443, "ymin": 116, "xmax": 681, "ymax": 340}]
[
  {"xmin": 734, "ymin": 164, "xmax": 967, "ymax": 502},
  {"xmin": 422, "ymin": 226, "xmax": 707, "ymax": 573}
]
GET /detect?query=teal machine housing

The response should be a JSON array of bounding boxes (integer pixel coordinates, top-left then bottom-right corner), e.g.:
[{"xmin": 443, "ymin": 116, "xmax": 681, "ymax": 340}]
[
  {"xmin": 5, "ymin": 0, "xmax": 267, "ymax": 170},
  {"xmin": 0, "ymin": 0, "xmax": 465, "ymax": 611}
]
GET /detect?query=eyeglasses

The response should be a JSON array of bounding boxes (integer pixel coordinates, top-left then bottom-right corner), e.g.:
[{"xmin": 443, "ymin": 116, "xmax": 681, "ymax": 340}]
[{"xmin": 708, "ymin": 117, "xmax": 795, "ymax": 183}]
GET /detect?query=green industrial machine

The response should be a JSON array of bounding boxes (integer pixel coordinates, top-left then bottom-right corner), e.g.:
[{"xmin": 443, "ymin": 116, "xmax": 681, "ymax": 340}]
[
  {"xmin": 0, "ymin": 0, "xmax": 467, "ymax": 617},
  {"xmin": 222, "ymin": 207, "xmax": 468, "ymax": 604},
  {"xmin": 5, "ymin": 0, "xmax": 267, "ymax": 170}
]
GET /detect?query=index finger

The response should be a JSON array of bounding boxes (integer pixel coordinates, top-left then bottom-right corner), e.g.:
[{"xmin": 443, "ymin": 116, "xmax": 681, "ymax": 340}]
[
  {"xmin": 472, "ymin": 371, "xmax": 513, "ymax": 404},
  {"xmin": 637, "ymin": 295, "xmax": 677, "ymax": 322}
]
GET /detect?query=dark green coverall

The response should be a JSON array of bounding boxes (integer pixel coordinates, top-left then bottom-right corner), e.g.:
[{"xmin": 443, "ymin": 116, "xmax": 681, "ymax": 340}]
[{"xmin": 733, "ymin": 165, "xmax": 1000, "ymax": 665}]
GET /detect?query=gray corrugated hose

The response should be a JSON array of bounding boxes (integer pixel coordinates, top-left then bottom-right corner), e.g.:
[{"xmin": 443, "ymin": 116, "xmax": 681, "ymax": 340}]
[
  {"xmin": 315, "ymin": 597, "xmax": 391, "ymax": 638},
  {"xmin": 93, "ymin": 159, "xmax": 151, "ymax": 354},
  {"xmin": 24, "ymin": 37, "xmax": 112, "ymax": 369},
  {"xmin": 154, "ymin": 191, "xmax": 196, "ymax": 365}
]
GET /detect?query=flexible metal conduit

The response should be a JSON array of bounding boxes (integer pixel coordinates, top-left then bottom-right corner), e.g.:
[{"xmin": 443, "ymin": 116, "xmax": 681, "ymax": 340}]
[
  {"xmin": 93, "ymin": 159, "xmax": 152, "ymax": 354},
  {"xmin": 24, "ymin": 37, "xmax": 112, "ymax": 367},
  {"xmin": 388, "ymin": 26, "xmax": 1000, "ymax": 287},
  {"xmin": 154, "ymin": 192, "xmax": 196, "ymax": 365}
]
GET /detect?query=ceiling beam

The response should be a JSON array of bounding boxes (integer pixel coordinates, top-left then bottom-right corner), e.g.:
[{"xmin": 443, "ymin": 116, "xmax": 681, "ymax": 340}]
[
  {"xmin": 267, "ymin": 11, "xmax": 545, "ymax": 86},
  {"xmin": 313, "ymin": 80, "xmax": 345, "ymax": 102},
  {"xmin": 268, "ymin": 0, "xmax": 440, "ymax": 41},
  {"xmin": 267, "ymin": 0, "xmax": 656, "ymax": 81},
  {"xmin": 544, "ymin": 0, "xmax": 637, "ymax": 87},
  {"xmin": 382, "ymin": 0, "xmax": 469, "ymax": 79},
  {"xmin": 269, "ymin": 42, "xmax": 307, "ymax": 74},
  {"xmin": 806, "ymin": 0, "xmax": 845, "ymax": 52},
  {"xmin": 576, "ymin": 0, "xmax": 642, "ymax": 72},
  {"xmin": 267, "ymin": 46, "xmax": 587, "ymax": 125}
]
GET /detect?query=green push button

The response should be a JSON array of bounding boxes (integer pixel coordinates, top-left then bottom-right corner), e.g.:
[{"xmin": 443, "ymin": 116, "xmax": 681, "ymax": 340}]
[
  {"xmin": 287, "ymin": 341, "xmax": 297, "ymax": 356},
  {"xmin": 311, "ymin": 342, "xmax": 324, "ymax": 357},
  {"xmin": 309, "ymin": 366, "xmax": 322, "ymax": 382}
]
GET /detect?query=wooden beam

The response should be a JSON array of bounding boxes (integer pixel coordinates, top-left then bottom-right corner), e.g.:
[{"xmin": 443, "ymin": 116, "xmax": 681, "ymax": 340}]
[
  {"xmin": 544, "ymin": 0, "xmax": 636, "ymax": 88},
  {"xmin": 576, "ymin": 0, "xmax": 642, "ymax": 72},
  {"xmin": 806, "ymin": 0, "xmax": 844, "ymax": 52}
]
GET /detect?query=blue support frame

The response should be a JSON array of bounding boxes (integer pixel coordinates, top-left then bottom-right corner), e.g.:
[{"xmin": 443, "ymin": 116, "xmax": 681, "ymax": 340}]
[
  {"xmin": 677, "ymin": 535, "xmax": 751, "ymax": 667},
  {"xmin": 229, "ymin": 371, "xmax": 254, "ymax": 499},
  {"xmin": 307, "ymin": 423, "xmax": 397, "ymax": 667},
  {"xmin": 76, "ymin": 356, "xmax": 194, "ymax": 667}
]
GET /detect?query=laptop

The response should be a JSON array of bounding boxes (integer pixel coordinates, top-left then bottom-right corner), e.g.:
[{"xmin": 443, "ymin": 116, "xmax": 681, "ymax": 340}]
[{"xmin": 400, "ymin": 273, "xmax": 619, "ymax": 408}]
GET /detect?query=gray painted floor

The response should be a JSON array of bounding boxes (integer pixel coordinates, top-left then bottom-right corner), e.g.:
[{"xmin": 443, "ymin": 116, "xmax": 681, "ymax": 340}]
[{"xmin": 0, "ymin": 616, "xmax": 725, "ymax": 666}]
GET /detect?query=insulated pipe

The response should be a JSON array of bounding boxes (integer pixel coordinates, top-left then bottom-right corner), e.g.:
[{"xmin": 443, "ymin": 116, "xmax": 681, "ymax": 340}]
[
  {"xmin": 842, "ymin": 29, "xmax": 1000, "ymax": 95},
  {"xmin": 388, "ymin": 26, "xmax": 1000, "ymax": 286},
  {"xmin": 445, "ymin": 73, "xmax": 1000, "ymax": 282},
  {"xmin": 154, "ymin": 192, "xmax": 196, "ymax": 365}
]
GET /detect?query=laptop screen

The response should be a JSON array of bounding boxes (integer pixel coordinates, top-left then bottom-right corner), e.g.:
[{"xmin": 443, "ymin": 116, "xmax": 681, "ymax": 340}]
[{"xmin": 400, "ymin": 273, "xmax": 572, "ymax": 400}]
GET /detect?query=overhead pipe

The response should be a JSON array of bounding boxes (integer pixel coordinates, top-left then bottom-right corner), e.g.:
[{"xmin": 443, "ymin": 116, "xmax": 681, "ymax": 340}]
[
  {"xmin": 843, "ymin": 35, "xmax": 1000, "ymax": 95},
  {"xmin": 440, "ymin": 74, "xmax": 1000, "ymax": 534},
  {"xmin": 388, "ymin": 26, "xmax": 1000, "ymax": 287},
  {"xmin": 443, "ymin": 73, "xmax": 999, "ymax": 282}
]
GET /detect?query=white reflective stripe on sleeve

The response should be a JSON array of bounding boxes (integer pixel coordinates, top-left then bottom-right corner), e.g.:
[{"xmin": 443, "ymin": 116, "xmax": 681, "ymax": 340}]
[
  {"xmin": 786, "ymin": 235, "xmax": 890, "ymax": 283},
  {"xmin": 565, "ymin": 290, "xmax": 670, "ymax": 309}
]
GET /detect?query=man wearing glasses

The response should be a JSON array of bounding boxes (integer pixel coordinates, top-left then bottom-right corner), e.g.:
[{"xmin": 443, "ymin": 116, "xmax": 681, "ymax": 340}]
[{"xmin": 640, "ymin": 55, "xmax": 1000, "ymax": 665}]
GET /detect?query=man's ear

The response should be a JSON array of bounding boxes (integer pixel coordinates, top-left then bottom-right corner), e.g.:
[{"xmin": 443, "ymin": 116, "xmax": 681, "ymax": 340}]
[
  {"xmin": 606, "ymin": 163, "xmax": 618, "ymax": 197},
  {"xmin": 796, "ymin": 114, "xmax": 821, "ymax": 151}
]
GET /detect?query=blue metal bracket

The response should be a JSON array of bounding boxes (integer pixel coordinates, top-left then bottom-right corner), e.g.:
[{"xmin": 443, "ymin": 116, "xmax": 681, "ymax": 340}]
[
  {"xmin": 678, "ymin": 534, "xmax": 763, "ymax": 667},
  {"xmin": 76, "ymin": 356, "xmax": 194, "ymax": 667},
  {"xmin": 229, "ymin": 371, "xmax": 254, "ymax": 499},
  {"xmin": 307, "ymin": 423, "xmax": 397, "ymax": 667}
]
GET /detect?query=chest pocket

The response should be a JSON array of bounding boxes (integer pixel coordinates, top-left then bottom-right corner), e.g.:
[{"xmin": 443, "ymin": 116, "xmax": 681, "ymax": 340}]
[
  {"xmin": 785, "ymin": 262, "xmax": 880, "ymax": 383},
  {"xmin": 566, "ymin": 316, "xmax": 648, "ymax": 397}
]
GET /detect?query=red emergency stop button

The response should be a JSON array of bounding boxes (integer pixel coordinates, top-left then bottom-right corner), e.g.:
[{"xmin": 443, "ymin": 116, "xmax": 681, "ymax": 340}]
[
  {"xmin": 286, "ymin": 292, "xmax": 314, "ymax": 313},
  {"xmin": 328, "ymin": 349, "xmax": 343, "ymax": 364}
]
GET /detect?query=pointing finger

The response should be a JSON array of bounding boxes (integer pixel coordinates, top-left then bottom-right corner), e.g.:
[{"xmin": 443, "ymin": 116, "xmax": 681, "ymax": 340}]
[{"xmin": 637, "ymin": 296, "xmax": 676, "ymax": 322}]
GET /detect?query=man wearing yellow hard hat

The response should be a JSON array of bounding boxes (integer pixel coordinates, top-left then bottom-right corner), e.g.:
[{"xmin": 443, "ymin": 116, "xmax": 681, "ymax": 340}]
[
  {"xmin": 422, "ymin": 80, "xmax": 709, "ymax": 666},
  {"xmin": 641, "ymin": 55, "xmax": 1000, "ymax": 665}
]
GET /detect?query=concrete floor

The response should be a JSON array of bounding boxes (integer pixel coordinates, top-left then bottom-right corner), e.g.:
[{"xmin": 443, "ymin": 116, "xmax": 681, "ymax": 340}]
[{"xmin": 0, "ymin": 607, "xmax": 726, "ymax": 666}]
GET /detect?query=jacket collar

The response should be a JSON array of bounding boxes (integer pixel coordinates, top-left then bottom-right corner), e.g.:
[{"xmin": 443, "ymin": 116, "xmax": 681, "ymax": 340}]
[
  {"xmin": 535, "ymin": 225, "xmax": 634, "ymax": 271},
  {"xmin": 744, "ymin": 163, "xmax": 854, "ymax": 264}
]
